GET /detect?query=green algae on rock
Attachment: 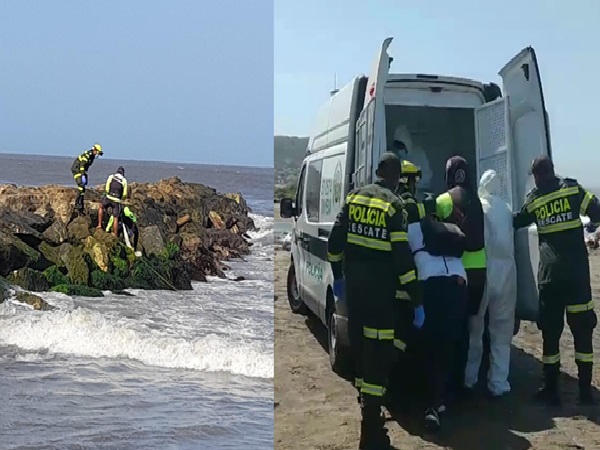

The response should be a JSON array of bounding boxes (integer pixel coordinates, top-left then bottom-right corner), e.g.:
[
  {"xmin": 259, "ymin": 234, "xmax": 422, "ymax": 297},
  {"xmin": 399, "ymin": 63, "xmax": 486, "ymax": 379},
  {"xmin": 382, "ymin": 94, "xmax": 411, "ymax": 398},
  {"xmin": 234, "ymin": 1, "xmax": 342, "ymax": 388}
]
[{"xmin": 50, "ymin": 284, "xmax": 104, "ymax": 297}]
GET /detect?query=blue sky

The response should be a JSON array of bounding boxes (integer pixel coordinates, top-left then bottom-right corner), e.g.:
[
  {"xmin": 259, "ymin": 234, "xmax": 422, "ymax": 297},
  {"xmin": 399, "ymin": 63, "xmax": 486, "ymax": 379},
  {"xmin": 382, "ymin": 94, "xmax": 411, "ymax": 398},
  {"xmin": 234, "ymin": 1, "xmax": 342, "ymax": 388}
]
[
  {"xmin": 275, "ymin": 0, "xmax": 600, "ymax": 185},
  {"xmin": 0, "ymin": 0, "xmax": 273, "ymax": 167}
]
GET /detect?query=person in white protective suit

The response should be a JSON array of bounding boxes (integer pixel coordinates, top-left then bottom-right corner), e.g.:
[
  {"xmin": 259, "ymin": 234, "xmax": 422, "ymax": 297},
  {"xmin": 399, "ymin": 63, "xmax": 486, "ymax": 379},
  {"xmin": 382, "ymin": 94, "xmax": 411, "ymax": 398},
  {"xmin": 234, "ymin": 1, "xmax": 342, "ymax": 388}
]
[{"xmin": 464, "ymin": 169, "xmax": 518, "ymax": 396}]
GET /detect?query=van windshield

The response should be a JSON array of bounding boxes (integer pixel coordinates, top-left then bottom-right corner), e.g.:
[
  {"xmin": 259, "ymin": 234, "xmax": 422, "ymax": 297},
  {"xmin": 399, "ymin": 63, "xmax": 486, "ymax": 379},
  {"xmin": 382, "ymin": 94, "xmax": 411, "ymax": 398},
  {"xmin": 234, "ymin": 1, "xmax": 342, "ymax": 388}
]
[{"xmin": 385, "ymin": 105, "xmax": 476, "ymax": 198}]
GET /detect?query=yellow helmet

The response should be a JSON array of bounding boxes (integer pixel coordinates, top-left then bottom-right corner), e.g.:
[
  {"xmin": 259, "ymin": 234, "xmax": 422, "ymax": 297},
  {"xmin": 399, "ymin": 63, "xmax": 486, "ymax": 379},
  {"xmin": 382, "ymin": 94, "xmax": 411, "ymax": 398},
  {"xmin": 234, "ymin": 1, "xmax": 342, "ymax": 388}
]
[
  {"xmin": 92, "ymin": 143, "xmax": 103, "ymax": 155},
  {"xmin": 400, "ymin": 160, "xmax": 422, "ymax": 184}
]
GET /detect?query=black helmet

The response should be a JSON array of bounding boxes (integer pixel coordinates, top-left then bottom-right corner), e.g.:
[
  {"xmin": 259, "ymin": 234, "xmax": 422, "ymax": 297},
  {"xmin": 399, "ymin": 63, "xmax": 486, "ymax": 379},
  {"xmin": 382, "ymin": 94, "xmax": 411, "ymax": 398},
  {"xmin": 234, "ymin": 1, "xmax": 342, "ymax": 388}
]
[{"xmin": 117, "ymin": 166, "xmax": 125, "ymax": 176}]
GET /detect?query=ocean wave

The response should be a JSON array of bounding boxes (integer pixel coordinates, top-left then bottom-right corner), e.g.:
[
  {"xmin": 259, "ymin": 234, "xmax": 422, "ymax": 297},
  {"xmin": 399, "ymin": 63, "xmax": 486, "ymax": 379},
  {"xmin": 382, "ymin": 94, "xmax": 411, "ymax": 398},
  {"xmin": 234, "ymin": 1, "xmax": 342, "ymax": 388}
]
[
  {"xmin": 0, "ymin": 308, "xmax": 273, "ymax": 379},
  {"xmin": 248, "ymin": 213, "xmax": 273, "ymax": 247}
]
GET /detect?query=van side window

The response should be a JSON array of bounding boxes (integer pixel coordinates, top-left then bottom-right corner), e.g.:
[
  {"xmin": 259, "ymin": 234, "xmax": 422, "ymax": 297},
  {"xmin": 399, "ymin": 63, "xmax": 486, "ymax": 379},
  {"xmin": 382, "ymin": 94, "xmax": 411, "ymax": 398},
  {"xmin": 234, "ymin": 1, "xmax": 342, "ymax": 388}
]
[
  {"xmin": 305, "ymin": 159, "xmax": 323, "ymax": 222},
  {"xmin": 296, "ymin": 165, "xmax": 307, "ymax": 216}
]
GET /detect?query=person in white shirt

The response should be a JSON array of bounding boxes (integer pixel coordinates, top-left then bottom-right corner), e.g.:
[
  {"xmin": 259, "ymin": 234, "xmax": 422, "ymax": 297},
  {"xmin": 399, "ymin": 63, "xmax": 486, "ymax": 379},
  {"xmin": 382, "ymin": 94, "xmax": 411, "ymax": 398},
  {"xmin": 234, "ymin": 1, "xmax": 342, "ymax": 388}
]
[{"xmin": 395, "ymin": 159, "xmax": 467, "ymax": 432}]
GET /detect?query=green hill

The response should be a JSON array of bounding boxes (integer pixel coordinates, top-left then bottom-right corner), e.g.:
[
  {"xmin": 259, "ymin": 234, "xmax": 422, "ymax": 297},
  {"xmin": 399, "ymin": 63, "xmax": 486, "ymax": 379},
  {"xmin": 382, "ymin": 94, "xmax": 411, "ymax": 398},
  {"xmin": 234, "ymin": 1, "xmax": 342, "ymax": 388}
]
[
  {"xmin": 274, "ymin": 136, "xmax": 308, "ymax": 199},
  {"xmin": 274, "ymin": 136, "xmax": 308, "ymax": 176}
]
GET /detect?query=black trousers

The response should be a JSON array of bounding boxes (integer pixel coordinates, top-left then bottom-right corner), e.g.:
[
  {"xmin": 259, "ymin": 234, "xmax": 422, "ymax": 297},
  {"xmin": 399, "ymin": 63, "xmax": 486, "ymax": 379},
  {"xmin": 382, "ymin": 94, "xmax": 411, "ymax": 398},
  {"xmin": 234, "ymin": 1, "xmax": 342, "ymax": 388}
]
[
  {"xmin": 73, "ymin": 172, "xmax": 86, "ymax": 210},
  {"xmin": 538, "ymin": 280, "xmax": 596, "ymax": 388},
  {"xmin": 393, "ymin": 298, "xmax": 414, "ymax": 353},
  {"xmin": 423, "ymin": 276, "xmax": 467, "ymax": 408},
  {"xmin": 345, "ymin": 265, "xmax": 397, "ymax": 412},
  {"xmin": 450, "ymin": 268, "xmax": 486, "ymax": 393},
  {"xmin": 387, "ymin": 298, "xmax": 416, "ymax": 398}
]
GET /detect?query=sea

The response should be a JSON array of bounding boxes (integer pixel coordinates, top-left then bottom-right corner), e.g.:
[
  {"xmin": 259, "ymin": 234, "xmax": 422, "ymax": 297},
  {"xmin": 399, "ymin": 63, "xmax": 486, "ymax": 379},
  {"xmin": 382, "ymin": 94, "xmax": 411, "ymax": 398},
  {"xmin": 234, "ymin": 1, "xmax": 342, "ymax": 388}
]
[{"xmin": 0, "ymin": 153, "xmax": 274, "ymax": 450}]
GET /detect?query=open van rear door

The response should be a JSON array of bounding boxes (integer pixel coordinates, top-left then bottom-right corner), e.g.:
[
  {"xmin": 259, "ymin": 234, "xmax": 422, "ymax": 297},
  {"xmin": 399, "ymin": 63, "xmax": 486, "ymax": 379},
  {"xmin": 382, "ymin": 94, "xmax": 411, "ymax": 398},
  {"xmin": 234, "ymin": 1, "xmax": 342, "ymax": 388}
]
[
  {"xmin": 499, "ymin": 46, "xmax": 553, "ymax": 321},
  {"xmin": 499, "ymin": 46, "xmax": 552, "ymax": 200},
  {"xmin": 355, "ymin": 37, "xmax": 391, "ymax": 186},
  {"xmin": 474, "ymin": 97, "xmax": 514, "ymax": 208}
]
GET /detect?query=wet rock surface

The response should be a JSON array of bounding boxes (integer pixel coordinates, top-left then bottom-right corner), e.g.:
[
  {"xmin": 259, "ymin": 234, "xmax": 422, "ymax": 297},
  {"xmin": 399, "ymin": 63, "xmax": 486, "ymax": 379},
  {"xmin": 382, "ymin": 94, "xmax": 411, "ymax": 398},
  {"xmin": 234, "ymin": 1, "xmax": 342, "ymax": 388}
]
[{"xmin": 0, "ymin": 177, "xmax": 256, "ymax": 293}]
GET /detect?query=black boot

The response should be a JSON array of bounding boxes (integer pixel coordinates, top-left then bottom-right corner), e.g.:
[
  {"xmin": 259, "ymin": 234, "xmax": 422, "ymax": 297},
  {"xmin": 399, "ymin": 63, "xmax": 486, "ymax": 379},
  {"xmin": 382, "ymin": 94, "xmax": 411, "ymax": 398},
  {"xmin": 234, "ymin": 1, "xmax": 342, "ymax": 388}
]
[
  {"xmin": 76, "ymin": 193, "xmax": 85, "ymax": 213},
  {"xmin": 424, "ymin": 407, "xmax": 441, "ymax": 432},
  {"xmin": 358, "ymin": 396, "xmax": 390, "ymax": 450},
  {"xmin": 578, "ymin": 362, "xmax": 595, "ymax": 405},
  {"xmin": 535, "ymin": 365, "xmax": 561, "ymax": 406}
]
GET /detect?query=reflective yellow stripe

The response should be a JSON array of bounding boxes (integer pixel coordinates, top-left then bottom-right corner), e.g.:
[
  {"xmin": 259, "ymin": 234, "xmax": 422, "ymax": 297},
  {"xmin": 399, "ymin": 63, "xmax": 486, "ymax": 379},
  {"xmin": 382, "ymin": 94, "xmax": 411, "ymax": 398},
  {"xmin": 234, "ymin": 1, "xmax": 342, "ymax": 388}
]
[
  {"xmin": 526, "ymin": 187, "xmax": 579, "ymax": 212},
  {"xmin": 73, "ymin": 173, "xmax": 82, "ymax": 179},
  {"xmin": 393, "ymin": 339, "xmax": 406, "ymax": 351},
  {"xmin": 78, "ymin": 155, "xmax": 88, "ymax": 162},
  {"xmin": 417, "ymin": 203, "xmax": 425, "ymax": 219},
  {"xmin": 77, "ymin": 187, "xmax": 84, "ymax": 192},
  {"xmin": 538, "ymin": 218, "xmax": 582, "ymax": 234},
  {"xmin": 361, "ymin": 382, "xmax": 385, "ymax": 397},
  {"xmin": 399, "ymin": 270, "xmax": 416, "ymax": 285},
  {"xmin": 106, "ymin": 216, "xmax": 114, "ymax": 232},
  {"xmin": 395, "ymin": 290, "xmax": 410, "ymax": 300},
  {"xmin": 542, "ymin": 353, "xmax": 560, "ymax": 364},
  {"xmin": 355, "ymin": 378, "xmax": 363, "ymax": 388},
  {"xmin": 390, "ymin": 231, "xmax": 407, "ymax": 242},
  {"xmin": 462, "ymin": 248, "xmax": 486, "ymax": 269},
  {"xmin": 347, "ymin": 194, "xmax": 396, "ymax": 216},
  {"xmin": 105, "ymin": 194, "xmax": 122, "ymax": 203},
  {"xmin": 575, "ymin": 352, "xmax": 594, "ymax": 363},
  {"xmin": 363, "ymin": 327, "xmax": 394, "ymax": 340},
  {"xmin": 347, "ymin": 233, "xmax": 391, "ymax": 251},
  {"xmin": 327, "ymin": 252, "xmax": 343, "ymax": 262},
  {"xmin": 581, "ymin": 191, "xmax": 594, "ymax": 216},
  {"xmin": 566, "ymin": 301, "xmax": 594, "ymax": 313}
]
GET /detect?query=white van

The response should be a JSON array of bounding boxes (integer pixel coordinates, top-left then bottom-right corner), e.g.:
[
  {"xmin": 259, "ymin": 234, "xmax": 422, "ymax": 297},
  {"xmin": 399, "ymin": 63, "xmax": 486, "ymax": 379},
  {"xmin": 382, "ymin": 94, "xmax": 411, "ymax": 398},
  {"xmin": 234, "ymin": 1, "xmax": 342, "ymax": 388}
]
[{"xmin": 279, "ymin": 37, "xmax": 551, "ymax": 373}]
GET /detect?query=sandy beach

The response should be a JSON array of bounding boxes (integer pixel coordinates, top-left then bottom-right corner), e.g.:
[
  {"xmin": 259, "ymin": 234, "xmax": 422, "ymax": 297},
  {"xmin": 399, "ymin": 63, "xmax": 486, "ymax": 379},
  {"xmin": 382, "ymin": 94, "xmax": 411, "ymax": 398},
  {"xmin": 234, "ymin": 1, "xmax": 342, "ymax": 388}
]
[{"xmin": 275, "ymin": 248, "xmax": 600, "ymax": 450}]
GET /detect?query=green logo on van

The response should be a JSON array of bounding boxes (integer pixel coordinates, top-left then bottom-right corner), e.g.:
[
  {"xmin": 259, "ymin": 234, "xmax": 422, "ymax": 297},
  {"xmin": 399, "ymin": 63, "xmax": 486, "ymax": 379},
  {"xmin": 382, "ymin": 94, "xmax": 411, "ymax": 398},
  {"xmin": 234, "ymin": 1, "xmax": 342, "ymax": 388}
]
[
  {"xmin": 333, "ymin": 161, "xmax": 342, "ymax": 205},
  {"xmin": 306, "ymin": 260, "xmax": 323, "ymax": 281}
]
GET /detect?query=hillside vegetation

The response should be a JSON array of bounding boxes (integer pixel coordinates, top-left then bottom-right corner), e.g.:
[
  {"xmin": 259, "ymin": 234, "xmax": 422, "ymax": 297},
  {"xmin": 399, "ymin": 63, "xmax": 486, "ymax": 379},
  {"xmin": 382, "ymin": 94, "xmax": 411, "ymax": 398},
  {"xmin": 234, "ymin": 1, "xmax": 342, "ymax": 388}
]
[{"xmin": 274, "ymin": 136, "xmax": 308, "ymax": 200}]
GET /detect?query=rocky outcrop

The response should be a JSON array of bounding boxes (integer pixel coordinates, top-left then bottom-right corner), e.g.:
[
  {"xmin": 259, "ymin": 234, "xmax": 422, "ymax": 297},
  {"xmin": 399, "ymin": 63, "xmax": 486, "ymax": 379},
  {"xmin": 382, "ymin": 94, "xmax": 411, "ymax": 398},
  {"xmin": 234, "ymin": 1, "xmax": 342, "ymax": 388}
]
[
  {"xmin": 0, "ymin": 275, "xmax": 54, "ymax": 310},
  {"xmin": 0, "ymin": 177, "xmax": 256, "ymax": 294}
]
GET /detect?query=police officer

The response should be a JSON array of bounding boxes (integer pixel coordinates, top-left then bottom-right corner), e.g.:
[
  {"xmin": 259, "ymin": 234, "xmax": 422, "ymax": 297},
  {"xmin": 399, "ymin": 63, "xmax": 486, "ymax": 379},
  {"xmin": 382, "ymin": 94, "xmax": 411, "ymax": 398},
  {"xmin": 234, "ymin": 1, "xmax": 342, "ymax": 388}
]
[
  {"xmin": 514, "ymin": 155, "xmax": 600, "ymax": 405},
  {"xmin": 436, "ymin": 156, "xmax": 486, "ymax": 400},
  {"xmin": 97, "ymin": 166, "xmax": 128, "ymax": 237},
  {"xmin": 71, "ymin": 143, "xmax": 103, "ymax": 213},
  {"xmin": 327, "ymin": 152, "xmax": 424, "ymax": 450}
]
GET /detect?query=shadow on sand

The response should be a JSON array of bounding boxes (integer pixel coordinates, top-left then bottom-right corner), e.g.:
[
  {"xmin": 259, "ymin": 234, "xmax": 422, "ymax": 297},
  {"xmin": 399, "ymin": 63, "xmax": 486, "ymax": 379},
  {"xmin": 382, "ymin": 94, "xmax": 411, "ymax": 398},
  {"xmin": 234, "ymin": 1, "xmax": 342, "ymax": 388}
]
[{"xmin": 304, "ymin": 314, "xmax": 600, "ymax": 450}]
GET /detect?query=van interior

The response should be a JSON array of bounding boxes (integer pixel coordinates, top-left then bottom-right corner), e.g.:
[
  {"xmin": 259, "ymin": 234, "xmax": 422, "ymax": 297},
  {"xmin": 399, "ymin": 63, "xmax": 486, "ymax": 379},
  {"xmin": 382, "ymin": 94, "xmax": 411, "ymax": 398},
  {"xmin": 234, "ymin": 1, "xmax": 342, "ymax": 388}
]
[{"xmin": 384, "ymin": 105, "xmax": 477, "ymax": 197}]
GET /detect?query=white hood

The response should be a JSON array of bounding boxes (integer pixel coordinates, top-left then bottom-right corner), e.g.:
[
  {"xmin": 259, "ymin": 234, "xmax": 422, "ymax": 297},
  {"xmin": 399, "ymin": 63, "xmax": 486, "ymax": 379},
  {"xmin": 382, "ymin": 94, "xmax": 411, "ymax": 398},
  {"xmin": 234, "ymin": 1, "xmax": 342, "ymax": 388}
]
[{"xmin": 478, "ymin": 169, "xmax": 500, "ymax": 199}]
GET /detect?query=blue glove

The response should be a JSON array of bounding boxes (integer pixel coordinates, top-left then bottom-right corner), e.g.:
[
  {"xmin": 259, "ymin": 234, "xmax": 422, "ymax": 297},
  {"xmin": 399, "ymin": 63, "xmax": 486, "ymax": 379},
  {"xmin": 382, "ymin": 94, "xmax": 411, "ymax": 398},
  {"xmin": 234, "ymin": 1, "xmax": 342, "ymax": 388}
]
[
  {"xmin": 413, "ymin": 305, "xmax": 425, "ymax": 329},
  {"xmin": 81, "ymin": 174, "xmax": 87, "ymax": 186},
  {"xmin": 333, "ymin": 278, "xmax": 345, "ymax": 299},
  {"xmin": 586, "ymin": 223, "xmax": 598, "ymax": 233}
]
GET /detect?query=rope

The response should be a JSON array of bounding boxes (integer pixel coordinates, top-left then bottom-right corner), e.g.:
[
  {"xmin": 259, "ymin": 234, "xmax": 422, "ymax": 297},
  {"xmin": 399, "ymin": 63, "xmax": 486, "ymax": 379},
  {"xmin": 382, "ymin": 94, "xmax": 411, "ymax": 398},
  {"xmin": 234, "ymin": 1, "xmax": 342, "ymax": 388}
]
[{"xmin": 136, "ymin": 256, "xmax": 178, "ymax": 291}]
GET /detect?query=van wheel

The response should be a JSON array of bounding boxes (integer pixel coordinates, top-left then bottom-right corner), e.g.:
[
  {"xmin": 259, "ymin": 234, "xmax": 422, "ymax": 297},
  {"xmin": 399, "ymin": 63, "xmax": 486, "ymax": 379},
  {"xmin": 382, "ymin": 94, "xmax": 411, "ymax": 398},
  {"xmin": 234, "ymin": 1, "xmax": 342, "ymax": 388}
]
[
  {"xmin": 287, "ymin": 264, "xmax": 308, "ymax": 315},
  {"xmin": 327, "ymin": 302, "xmax": 351, "ymax": 376}
]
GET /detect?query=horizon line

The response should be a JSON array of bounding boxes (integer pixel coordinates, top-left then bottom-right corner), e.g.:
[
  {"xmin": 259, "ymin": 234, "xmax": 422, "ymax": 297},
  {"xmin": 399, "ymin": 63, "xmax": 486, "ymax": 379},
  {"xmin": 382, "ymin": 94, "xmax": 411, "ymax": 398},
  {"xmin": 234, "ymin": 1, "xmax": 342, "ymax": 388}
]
[{"xmin": 0, "ymin": 151, "xmax": 274, "ymax": 170}]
